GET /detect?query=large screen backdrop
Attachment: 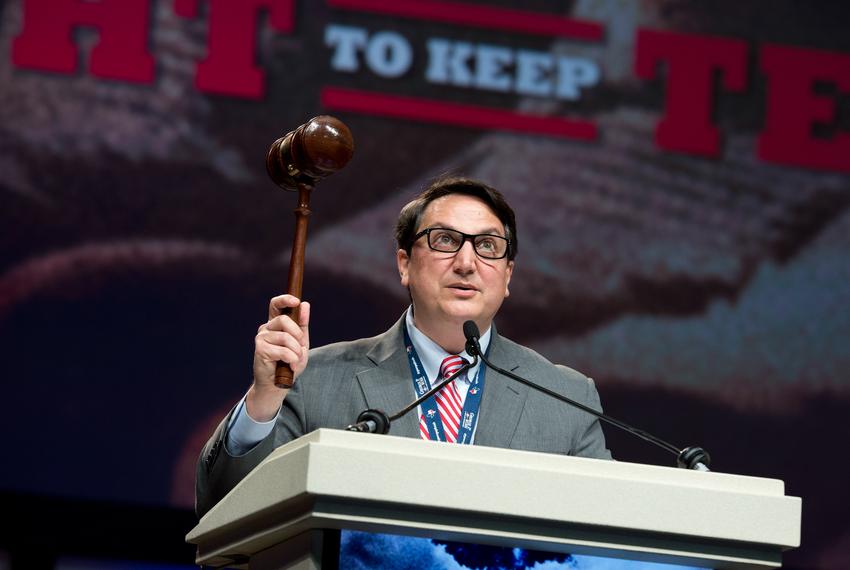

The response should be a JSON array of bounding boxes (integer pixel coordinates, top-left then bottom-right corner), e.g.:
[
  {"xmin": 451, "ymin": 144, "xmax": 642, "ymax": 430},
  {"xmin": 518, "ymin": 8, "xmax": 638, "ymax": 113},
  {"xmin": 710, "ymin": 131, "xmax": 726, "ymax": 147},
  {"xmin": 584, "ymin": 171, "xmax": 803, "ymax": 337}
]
[{"xmin": 1, "ymin": 1, "xmax": 848, "ymax": 568}]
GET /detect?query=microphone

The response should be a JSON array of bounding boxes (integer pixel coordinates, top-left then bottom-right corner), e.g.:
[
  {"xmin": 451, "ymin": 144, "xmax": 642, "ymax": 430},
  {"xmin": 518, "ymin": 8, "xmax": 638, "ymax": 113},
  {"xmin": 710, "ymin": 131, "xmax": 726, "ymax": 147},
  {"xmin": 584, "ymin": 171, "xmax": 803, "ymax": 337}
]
[
  {"xmin": 462, "ymin": 320, "xmax": 711, "ymax": 472},
  {"xmin": 346, "ymin": 408, "xmax": 391, "ymax": 434},
  {"xmin": 345, "ymin": 354, "xmax": 478, "ymax": 434},
  {"xmin": 463, "ymin": 320, "xmax": 480, "ymax": 357}
]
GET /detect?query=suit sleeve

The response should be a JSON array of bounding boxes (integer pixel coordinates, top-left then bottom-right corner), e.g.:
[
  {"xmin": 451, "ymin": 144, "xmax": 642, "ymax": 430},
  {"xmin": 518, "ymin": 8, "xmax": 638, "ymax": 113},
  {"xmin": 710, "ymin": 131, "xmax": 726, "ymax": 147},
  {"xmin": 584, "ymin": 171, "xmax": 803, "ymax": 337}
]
[
  {"xmin": 572, "ymin": 376, "xmax": 613, "ymax": 460},
  {"xmin": 194, "ymin": 383, "xmax": 309, "ymax": 518}
]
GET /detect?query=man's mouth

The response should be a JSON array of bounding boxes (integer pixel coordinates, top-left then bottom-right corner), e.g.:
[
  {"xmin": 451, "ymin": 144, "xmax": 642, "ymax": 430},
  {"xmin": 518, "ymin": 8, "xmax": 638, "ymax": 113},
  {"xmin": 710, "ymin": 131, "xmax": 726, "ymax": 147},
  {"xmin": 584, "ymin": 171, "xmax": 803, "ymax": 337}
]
[{"xmin": 448, "ymin": 283, "xmax": 477, "ymax": 292}]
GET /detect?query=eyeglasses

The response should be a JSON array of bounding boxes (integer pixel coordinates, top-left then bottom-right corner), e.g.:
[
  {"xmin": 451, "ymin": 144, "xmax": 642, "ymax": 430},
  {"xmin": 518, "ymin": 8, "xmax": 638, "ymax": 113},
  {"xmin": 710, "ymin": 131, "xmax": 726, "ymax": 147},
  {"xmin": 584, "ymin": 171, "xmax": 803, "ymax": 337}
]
[{"xmin": 412, "ymin": 227, "xmax": 511, "ymax": 259}]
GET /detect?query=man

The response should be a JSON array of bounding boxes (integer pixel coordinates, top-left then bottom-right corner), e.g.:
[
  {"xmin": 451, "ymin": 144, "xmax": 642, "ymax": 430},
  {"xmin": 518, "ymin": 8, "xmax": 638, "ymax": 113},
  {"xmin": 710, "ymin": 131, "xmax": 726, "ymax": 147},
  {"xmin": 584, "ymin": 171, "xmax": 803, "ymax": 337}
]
[{"xmin": 195, "ymin": 177, "xmax": 611, "ymax": 517}]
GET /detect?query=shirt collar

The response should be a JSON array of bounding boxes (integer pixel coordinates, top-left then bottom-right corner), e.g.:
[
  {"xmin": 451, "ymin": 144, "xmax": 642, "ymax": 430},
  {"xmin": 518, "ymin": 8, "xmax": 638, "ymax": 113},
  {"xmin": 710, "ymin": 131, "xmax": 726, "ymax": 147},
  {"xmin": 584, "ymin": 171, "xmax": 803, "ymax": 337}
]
[{"xmin": 404, "ymin": 306, "xmax": 492, "ymax": 384}]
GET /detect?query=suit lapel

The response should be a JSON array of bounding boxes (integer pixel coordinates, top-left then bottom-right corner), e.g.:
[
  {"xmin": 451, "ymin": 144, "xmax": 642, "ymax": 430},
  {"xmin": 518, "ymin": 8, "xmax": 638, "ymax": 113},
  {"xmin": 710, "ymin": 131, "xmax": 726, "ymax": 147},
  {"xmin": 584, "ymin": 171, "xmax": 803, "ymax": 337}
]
[
  {"xmin": 352, "ymin": 318, "xmax": 532, "ymax": 445},
  {"xmin": 355, "ymin": 317, "xmax": 420, "ymax": 438},
  {"xmin": 473, "ymin": 331, "xmax": 530, "ymax": 449}
]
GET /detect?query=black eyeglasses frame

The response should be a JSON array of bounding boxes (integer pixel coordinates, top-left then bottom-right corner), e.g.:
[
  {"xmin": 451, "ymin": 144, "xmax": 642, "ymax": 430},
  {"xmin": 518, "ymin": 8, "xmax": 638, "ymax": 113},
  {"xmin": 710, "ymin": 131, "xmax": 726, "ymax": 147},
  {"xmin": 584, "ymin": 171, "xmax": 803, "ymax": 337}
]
[{"xmin": 412, "ymin": 227, "xmax": 511, "ymax": 260}]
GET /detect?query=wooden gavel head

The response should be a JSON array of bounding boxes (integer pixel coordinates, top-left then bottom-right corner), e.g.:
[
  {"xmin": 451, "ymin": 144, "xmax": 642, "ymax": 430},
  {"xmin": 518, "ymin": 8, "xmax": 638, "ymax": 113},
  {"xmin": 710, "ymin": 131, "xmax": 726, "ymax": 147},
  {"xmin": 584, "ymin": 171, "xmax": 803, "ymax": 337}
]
[{"xmin": 266, "ymin": 115, "xmax": 355, "ymax": 191}]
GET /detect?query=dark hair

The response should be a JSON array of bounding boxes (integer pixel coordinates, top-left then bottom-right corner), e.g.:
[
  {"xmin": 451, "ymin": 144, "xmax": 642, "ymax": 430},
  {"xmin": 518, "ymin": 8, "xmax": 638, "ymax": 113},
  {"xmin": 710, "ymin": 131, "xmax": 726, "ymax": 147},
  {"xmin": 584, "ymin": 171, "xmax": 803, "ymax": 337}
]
[{"xmin": 395, "ymin": 176, "xmax": 518, "ymax": 260}]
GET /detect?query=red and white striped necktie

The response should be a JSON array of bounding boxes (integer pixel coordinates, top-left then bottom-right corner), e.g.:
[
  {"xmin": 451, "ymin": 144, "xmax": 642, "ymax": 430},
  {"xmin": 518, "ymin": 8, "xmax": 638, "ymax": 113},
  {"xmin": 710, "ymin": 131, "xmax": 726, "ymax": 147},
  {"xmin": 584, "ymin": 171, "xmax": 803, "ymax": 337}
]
[{"xmin": 420, "ymin": 355, "xmax": 467, "ymax": 443}]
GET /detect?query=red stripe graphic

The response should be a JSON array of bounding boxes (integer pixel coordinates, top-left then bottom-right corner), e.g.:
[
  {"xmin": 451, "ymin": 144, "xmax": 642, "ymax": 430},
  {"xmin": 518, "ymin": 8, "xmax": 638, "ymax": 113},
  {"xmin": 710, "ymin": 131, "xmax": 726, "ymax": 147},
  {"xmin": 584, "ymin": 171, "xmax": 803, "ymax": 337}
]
[
  {"xmin": 322, "ymin": 87, "xmax": 598, "ymax": 141},
  {"xmin": 327, "ymin": 0, "xmax": 604, "ymax": 40},
  {"xmin": 440, "ymin": 355, "xmax": 464, "ymax": 377},
  {"xmin": 447, "ymin": 384, "xmax": 463, "ymax": 414},
  {"xmin": 437, "ymin": 382, "xmax": 463, "ymax": 442},
  {"xmin": 421, "ymin": 355, "xmax": 471, "ymax": 443},
  {"xmin": 436, "ymin": 390, "xmax": 461, "ymax": 423},
  {"xmin": 442, "ymin": 364, "xmax": 464, "ymax": 377},
  {"xmin": 420, "ymin": 414, "xmax": 429, "ymax": 439}
]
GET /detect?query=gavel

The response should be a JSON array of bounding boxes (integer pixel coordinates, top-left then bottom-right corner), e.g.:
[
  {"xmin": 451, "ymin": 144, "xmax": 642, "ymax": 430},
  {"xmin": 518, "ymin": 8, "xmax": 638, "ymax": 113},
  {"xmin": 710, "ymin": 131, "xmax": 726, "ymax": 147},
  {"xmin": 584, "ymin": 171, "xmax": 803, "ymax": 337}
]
[{"xmin": 266, "ymin": 116, "xmax": 354, "ymax": 387}]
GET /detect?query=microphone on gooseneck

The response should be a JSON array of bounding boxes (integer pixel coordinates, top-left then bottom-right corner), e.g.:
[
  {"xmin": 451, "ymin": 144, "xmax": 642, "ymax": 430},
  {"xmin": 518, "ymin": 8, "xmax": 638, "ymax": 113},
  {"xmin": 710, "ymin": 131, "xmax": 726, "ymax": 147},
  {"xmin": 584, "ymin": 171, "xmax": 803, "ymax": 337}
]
[
  {"xmin": 345, "ymin": 409, "xmax": 392, "ymax": 435},
  {"xmin": 462, "ymin": 320, "xmax": 711, "ymax": 472},
  {"xmin": 345, "ymin": 354, "xmax": 479, "ymax": 434}
]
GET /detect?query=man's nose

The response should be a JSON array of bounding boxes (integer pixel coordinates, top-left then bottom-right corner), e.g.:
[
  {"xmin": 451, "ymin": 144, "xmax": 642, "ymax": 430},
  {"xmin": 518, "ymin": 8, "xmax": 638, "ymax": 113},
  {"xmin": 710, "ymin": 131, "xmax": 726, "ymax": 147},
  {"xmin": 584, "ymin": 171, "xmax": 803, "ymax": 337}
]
[{"xmin": 452, "ymin": 239, "xmax": 477, "ymax": 273}]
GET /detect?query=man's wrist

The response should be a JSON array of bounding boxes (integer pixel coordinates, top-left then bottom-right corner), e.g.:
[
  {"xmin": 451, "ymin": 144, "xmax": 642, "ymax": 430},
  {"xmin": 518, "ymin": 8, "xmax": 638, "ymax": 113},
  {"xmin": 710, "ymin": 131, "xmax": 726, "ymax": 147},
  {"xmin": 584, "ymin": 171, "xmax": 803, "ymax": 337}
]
[
  {"xmin": 226, "ymin": 394, "xmax": 278, "ymax": 456},
  {"xmin": 246, "ymin": 383, "xmax": 288, "ymax": 422}
]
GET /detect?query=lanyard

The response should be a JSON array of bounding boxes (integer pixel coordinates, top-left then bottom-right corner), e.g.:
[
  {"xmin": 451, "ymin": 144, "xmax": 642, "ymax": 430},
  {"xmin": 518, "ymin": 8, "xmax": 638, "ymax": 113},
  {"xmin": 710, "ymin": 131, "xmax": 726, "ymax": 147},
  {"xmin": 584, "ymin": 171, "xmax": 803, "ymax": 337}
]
[{"xmin": 403, "ymin": 326, "xmax": 486, "ymax": 444}]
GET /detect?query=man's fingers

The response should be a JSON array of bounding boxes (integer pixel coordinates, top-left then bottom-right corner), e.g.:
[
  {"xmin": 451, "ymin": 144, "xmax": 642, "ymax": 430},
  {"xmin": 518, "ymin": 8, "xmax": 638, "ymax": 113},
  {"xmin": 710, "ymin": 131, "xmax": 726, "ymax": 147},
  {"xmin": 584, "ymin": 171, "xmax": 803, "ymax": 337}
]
[
  {"xmin": 259, "ymin": 331, "xmax": 305, "ymax": 359},
  {"xmin": 257, "ymin": 343, "xmax": 304, "ymax": 366},
  {"xmin": 268, "ymin": 294, "xmax": 301, "ymax": 320},
  {"xmin": 256, "ymin": 296, "xmax": 310, "ymax": 380},
  {"xmin": 264, "ymin": 314, "xmax": 305, "ymax": 340},
  {"xmin": 298, "ymin": 301, "xmax": 310, "ymax": 328},
  {"xmin": 299, "ymin": 302, "xmax": 311, "ymax": 350}
]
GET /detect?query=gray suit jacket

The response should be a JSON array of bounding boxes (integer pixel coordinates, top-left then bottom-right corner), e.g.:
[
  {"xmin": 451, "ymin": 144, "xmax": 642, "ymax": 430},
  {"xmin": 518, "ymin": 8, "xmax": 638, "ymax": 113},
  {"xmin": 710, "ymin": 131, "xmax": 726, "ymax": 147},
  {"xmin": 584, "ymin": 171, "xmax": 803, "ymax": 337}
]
[{"xmin": 195, "ymin": 316, "xmax": 612, "ymax": 517}]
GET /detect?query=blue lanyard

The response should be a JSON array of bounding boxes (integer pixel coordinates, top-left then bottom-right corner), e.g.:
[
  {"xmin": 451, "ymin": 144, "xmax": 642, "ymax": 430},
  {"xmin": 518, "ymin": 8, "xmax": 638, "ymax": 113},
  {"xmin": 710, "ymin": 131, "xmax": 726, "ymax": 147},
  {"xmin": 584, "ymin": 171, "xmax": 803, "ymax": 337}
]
[{"xmin": 403, "ymin": 326, "xmax": 486, "ymax": 444}]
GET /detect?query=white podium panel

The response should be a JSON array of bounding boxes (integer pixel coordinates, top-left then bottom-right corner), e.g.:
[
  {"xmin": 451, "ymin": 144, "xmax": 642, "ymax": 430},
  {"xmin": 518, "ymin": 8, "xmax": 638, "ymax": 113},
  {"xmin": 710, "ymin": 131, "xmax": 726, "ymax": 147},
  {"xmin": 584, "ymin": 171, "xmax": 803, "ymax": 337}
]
[{"xmin": 187, "ymin": 429, "xmax": 800, "ymax": 569}]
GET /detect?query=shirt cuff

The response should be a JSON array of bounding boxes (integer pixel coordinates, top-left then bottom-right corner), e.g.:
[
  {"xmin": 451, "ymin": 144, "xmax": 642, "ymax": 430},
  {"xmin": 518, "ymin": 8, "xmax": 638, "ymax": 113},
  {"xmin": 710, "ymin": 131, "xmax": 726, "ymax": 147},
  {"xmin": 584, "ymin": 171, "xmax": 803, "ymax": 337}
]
[{"xmin": 225, "ymin": 395, "xmax": 278, "ymax": 456}]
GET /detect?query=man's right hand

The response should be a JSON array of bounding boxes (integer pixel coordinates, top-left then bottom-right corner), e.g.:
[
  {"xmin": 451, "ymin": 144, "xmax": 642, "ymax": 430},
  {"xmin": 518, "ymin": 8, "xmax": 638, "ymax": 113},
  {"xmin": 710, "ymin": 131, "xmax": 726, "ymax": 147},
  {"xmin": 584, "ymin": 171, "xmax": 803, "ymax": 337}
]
[{"xmin": 247, "ymin": 294, "xmax": 311, "ymax": 422}]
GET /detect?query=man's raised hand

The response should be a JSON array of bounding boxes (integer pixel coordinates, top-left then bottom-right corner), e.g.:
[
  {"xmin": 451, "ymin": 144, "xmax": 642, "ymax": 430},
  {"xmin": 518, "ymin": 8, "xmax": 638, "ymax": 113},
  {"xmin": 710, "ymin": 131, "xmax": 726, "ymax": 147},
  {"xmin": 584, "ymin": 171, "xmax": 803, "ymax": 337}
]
[{"xmin": 247, "ymin": 295, "xmax": 311, "ymax": 422}]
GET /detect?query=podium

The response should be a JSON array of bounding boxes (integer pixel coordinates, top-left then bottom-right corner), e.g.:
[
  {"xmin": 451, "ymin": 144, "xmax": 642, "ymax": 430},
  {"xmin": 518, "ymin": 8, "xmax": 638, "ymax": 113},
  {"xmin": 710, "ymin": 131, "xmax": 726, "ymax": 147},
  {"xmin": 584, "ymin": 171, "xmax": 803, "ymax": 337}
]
[{"xmin": 186, "ymin": 429, "xmax": 800, "ymax": 569}]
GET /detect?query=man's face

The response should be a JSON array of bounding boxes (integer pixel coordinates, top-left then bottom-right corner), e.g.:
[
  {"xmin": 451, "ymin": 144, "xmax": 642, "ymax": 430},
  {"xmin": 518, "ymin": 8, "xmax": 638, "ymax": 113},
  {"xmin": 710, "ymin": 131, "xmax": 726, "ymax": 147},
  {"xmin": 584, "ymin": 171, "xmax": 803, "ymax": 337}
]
[{"xmin": 397, "ymin": 194, "xmax": 514, "ymax": 335}]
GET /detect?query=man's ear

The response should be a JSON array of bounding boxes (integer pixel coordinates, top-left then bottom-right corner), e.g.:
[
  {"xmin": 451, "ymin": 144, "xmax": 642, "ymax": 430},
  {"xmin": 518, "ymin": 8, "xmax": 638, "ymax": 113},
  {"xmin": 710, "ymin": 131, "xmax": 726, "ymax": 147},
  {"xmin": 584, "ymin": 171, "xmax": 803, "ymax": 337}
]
[
  {"xmin": 397, "ymin": 249, "xmax": 410, "ymax": 287},
  {"xmin": 504, "ymin": 260, "xmax": 514, "ymax": 297}
]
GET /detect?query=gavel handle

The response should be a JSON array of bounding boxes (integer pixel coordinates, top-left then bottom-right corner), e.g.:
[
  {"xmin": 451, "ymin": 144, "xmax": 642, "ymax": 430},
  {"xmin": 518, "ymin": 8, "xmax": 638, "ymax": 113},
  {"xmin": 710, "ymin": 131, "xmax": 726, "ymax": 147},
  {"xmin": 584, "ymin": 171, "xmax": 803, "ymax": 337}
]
[{"xmin": 275, "ymin": 182, "xmax": 312, "ymax": 388}]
